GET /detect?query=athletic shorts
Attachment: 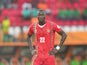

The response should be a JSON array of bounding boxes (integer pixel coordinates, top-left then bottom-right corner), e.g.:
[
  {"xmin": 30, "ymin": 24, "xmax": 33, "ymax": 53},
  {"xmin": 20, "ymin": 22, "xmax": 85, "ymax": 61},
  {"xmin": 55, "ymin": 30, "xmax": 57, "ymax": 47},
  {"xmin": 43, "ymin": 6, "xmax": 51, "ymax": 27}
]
[{"xmin": 31, "ymin": 55, "xmax": 55, "ymax": 65}]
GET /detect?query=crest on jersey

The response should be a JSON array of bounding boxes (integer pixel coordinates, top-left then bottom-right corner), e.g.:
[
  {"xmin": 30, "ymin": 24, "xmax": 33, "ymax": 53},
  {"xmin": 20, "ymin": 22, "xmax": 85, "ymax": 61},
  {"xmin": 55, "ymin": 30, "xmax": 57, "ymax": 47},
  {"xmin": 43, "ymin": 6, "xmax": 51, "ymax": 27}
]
[{"xmin": 47, "ymin": 29, "xmax": 50, "ymax": 33}]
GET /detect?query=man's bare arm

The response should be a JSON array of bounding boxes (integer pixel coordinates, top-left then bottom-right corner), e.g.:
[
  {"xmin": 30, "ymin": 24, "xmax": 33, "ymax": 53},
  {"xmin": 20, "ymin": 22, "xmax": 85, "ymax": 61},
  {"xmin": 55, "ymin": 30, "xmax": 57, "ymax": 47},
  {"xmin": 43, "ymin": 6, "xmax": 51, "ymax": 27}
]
[
  {"xmin": 49, "ymin": 30, "xmax": 67, "ymax": 55},
  {"xmin": 57, "ymin": 30, "xmax": 67, "ymax": 48},
  {"xmin": 27, "ymin": 34, "xmax": 34, "ymax": 51}
]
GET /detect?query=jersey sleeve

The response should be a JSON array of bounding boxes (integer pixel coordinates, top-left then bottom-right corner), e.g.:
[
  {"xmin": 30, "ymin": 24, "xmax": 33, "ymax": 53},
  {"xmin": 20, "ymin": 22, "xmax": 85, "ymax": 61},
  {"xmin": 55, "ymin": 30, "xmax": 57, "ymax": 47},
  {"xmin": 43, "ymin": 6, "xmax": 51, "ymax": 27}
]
[
  {"xmin": 53, "ymin": 22, "xmax": 61, "ymax": 32},
  {"xmin": 28, "ymin": 24, "xmax": 34, "ymax": 35}
]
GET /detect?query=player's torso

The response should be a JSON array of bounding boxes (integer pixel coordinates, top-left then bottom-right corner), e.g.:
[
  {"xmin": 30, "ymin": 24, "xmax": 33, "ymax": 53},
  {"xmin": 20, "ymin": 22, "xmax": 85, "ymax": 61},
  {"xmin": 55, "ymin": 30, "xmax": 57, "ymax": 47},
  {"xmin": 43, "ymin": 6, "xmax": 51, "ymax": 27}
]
[
  {"xmin": 35, "ymin": 21, "xmax": 55, "ymax": 55},
  {"xmin": 35, "ymin": 22, "xmax": 52, "ymax": 44}
]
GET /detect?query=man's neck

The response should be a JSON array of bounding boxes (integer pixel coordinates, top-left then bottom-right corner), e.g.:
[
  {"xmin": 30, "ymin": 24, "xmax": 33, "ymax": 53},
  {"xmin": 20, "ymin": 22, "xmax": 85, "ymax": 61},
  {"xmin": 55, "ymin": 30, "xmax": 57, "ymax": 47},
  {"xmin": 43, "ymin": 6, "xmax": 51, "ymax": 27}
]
[{"xmin": 39, "ymin": 21, "xmax": 46, "ymax": 26}]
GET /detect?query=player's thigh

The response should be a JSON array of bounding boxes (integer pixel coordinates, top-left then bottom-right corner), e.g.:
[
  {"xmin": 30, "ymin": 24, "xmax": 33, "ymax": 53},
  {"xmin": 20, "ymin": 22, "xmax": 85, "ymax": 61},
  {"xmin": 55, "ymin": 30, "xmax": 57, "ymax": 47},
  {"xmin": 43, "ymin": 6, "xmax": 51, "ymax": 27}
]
[
  {"xmin": 45, "ymin": 55, "xmax": 55, "ymax": 65},
  {"xmin": 31, "ymin": 55, "xmax": 38, "ymax": 65},
  {"xmin": 31, "ymin": 55, "xmax": 41, "ymax": 65}
]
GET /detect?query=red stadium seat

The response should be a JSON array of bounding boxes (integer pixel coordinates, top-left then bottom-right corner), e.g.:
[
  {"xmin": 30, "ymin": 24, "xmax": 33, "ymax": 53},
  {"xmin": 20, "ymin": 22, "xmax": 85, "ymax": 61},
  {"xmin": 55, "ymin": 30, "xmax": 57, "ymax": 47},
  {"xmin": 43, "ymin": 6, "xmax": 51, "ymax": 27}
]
[
  {"xmin": 9, "ymin": 8, "xmax": 17, "ymax": 17},
  {"xmin": 23, "ymin": 20, "xmax": 31, "ymax": 26},
  {"xmin": 67, "ymin": 2, "xmax": 72, "ymax": 9},
  {"xmin": 2, "ymin": 8, "xmax": 9, "ymax": 16},
  {"xmin": 57, "ymin": 20, "xmax": 64, "ymax": 26},
  {"xmin": 51, "ymin": 8, "xmax": 58, "ymax": 16},
  {"xmin": 0, "ymin": 16, "xmax": 4, "ymax": 22},
  {"xmin": 72, "ymin": 20, "xmax": 78, "ymax": 26},
  {"xmin": 9, "ymin": 16, "xmax": 16, "ymax": 23},
  {"xmin": 80, "ymin": 2, "xmax": 85, "ymax": 11},
  {"xmin": 65, "ymin": 20, "xmax": 71, "ymax": 26},
  {"xmin": 74, "ymin": 3, "xmax": 79, "ymax": 9},
  {"xmin": 10, "ymin": 16, "xmax": 21, "ymax": 26},
  {"xmin": 79, "ymin": 20, "xmax": 85, "ymax": 26},
  {"xmin": 16, "ymin": 9, "xmax": 22, "ymax": 17}
]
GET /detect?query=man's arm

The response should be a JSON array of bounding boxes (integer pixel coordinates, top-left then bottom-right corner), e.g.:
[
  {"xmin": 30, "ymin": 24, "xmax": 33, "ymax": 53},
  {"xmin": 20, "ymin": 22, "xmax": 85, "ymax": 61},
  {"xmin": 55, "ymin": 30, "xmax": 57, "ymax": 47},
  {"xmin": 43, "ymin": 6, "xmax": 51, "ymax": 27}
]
[
  {"xmin": 27, "ymin": 34, "xmax": 35, "ymax": 54},
  {"xmin": 57, "ymin": 30, "xmax": 67, "ymax": 48},
  {"xmin": 50, "ymin": 30, "xmax": 67, "ymax": 55},
  {"xmin": 28, "ymin": 34, "xmax": 37, "ymax": 55}
]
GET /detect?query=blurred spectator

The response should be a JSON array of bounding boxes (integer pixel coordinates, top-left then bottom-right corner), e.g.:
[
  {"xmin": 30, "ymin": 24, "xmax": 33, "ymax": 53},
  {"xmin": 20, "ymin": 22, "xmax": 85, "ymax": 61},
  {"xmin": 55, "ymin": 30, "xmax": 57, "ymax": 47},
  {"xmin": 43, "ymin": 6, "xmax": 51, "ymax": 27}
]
[
  {"xmin": 0, "ymin": 58, "xmax": 5, "ymax": 65},
  {"xmin": 2, "ymin": 58, "xmax": 9, "ymax": 65},
  {"xmin": 58, "ymin": 8, "xmax": 67, "ymax": 20},
  {"xmin": 32, "ymin": 0, "xmax": 39, "ymax": 8},
  {"xmin": 82, "ymin": 55, "xmax": 87, "ymax": 65},
  {"xmin": 18, "ymin": 27, "xmax": 26, "ymax": 42},
  {"xmin": 66, "ymin": 7, "xmax": 73, "ymax": 20},
  {"xmin": 8, "ymin": 0, "xmax": 18, "ymax": 9},
  {"xmin": 22, "ymin": 7, "xmax": 31, "ymax": 20},
  {"xmin": 31, "ymin": 17, "xmax": 38, "ymax": 23},
  {"xmin": 73, "ymin": 7, "xmax": 80, "ymax": 20},
  {"xmin": 63, "ymin": 57, "xmax": 70, "ymax": 65},
  {"xmin": 45, "ymin": 9, "xmax": 51, "ymax": 15},
  {"xmin": 37, "ymin": 2, "xmax": 47, "ymax": 10},
  {"xmin": 2, "ymin": 0, "xmax": 12, "ymax": 8},
  {"xmin": 22, "ymin": 2, "xmax": 32, "ymax": 10},
  {"xmin": 70, "ymin": 0, "xmax": 79, "ymax": 3},
  {"xmin": 0, "ymin": 1, "xmax": 4, "ymax": 9},
  {"xmin": 22, "ymin": 1, "xmax": 32, "ymax": 20},
  {"xmin": 0, "ymin": 57, "xmax": 8, "ymax": 65},
  {"xmin": 70, "ymin": 55, "xmax": 81, "ymax": 65},
  {"xmin": 10, "ymin": 57, "xmax": 20, "ymax": 65},
  {"xmin": 82, "ymin": 7, "xmax": 87, "ymax": 20},
  {"xmin": 32, "ymin": 8, "xmax": 38, "ymax": 17},
  {"xmin": 2, "ymin": 16, "xmax": 10, "ymax": 42},
  {"xmin": 8, "ymin": 23, "xmax": 18, "ymax": 42},
  {"xmin": 22, "ymin": 57, "xmax": 31, "ymax": 65},
  {"xmin": 55, "ymin": 56, "xmax": 63, "ymax": 65}
]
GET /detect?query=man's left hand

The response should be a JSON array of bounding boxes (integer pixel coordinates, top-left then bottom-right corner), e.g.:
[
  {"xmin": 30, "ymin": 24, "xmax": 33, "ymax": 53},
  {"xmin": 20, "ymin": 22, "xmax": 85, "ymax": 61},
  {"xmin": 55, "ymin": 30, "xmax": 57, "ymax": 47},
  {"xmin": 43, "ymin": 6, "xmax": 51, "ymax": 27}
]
[{"xmin": 49, "ymin": 46, "xmax": 60, "ymax": 55}]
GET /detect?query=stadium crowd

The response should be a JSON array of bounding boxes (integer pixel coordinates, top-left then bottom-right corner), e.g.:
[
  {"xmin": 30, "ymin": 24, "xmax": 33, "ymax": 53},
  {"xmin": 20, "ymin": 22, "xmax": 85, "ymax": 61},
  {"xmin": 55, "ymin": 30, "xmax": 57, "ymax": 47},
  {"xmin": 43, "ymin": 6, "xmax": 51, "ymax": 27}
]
[{"xmin": 0, "ymin": 0, "xmax": 87, "ymax": 42}]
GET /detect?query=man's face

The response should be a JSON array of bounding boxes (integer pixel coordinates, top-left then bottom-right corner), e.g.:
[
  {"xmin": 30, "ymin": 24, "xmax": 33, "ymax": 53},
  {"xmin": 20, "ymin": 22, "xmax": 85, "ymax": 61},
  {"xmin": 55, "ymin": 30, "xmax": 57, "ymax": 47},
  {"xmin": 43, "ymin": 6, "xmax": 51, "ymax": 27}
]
[{"xmin": 38, "ymin": 11, "xmax": 45, "ymax": 22}]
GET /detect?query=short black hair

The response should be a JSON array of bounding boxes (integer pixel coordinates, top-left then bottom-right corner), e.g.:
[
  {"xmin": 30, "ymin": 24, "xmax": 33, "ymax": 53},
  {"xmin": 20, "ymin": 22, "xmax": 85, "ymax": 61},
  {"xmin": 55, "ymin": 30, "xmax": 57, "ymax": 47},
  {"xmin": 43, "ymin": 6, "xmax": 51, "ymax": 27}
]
[
  {"xmin": 38, "ymin": 9, "xmax": 46, "ymax": 15},
  {"xmin": 39, "ymin": 9, "xmax": 44, "ymax": 12}
]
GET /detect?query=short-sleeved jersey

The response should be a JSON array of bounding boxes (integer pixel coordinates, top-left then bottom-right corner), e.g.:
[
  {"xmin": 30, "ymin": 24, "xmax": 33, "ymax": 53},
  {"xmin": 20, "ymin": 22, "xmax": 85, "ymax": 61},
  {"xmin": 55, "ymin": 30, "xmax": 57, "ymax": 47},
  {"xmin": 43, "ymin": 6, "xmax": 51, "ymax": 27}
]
[{"xmin": 28, "ymin": 21, "xmax": 61, "ymax": 56}]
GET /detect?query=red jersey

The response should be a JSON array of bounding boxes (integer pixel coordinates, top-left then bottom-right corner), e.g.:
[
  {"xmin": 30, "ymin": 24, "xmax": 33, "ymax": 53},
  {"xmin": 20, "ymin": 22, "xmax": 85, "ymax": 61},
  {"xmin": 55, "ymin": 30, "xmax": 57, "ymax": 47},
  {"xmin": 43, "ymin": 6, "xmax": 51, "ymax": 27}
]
[{"xmin": 28, "ymin": 21, "xmax": 61, "ymax": 56}]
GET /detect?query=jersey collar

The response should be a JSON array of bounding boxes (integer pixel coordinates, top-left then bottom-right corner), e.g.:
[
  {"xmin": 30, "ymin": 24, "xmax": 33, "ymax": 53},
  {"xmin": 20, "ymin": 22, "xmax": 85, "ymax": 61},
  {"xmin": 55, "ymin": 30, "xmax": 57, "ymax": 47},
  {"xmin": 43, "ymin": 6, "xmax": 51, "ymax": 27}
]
[{"xmin": 38, "ymin": 24, "xmax": 46, "ymax": 28}]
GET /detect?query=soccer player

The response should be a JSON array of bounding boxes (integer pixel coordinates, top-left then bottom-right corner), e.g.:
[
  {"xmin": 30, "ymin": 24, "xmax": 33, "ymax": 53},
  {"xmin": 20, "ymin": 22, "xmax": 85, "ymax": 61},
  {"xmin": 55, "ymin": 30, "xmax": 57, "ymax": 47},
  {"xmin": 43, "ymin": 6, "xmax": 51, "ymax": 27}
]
[{"xmin": 27, "ymin": 10, "xmax": 67, "ymax": 65}]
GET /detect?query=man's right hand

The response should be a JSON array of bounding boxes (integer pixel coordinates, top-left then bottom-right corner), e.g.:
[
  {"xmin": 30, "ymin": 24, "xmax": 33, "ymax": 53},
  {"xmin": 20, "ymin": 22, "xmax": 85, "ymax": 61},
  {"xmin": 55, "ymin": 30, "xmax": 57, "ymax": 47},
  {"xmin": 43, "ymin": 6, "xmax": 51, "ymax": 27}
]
[
  {"xmin": 49, "ymin": 48, "xmax": 57, "ymax": 55},
  {"xmin": 30, "ymin": 47, "xmax": 37, "ymax": 55}
]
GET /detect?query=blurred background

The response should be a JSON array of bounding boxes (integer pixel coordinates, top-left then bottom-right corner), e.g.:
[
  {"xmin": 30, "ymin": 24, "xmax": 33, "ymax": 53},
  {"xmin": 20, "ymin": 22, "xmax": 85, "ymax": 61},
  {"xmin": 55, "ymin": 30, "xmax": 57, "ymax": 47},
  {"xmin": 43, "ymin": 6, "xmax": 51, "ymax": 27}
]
[{"xmin": 0, "ymin": 0, "xmax": 87, "ymax": 65}]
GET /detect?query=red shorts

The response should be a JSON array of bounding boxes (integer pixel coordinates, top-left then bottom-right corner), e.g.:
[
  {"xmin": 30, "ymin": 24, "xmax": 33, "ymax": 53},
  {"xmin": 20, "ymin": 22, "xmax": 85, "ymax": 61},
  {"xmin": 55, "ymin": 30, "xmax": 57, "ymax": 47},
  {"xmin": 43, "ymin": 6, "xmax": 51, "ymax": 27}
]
[{"xmin": 31, "ymin": 55, "xmax": 55, "ymax": 65}]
